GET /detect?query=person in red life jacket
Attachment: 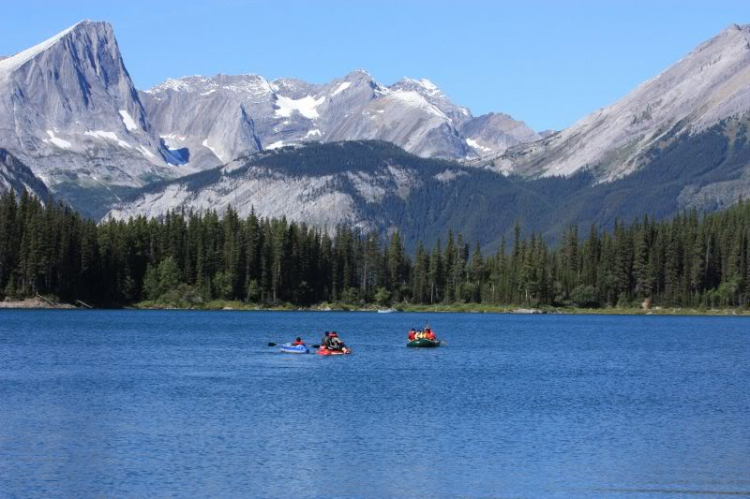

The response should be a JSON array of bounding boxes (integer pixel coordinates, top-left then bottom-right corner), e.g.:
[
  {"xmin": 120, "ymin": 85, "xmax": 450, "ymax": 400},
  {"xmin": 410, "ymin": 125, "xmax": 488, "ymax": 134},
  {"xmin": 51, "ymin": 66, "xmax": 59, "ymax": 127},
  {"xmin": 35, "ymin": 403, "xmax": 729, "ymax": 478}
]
[
  {"xmin": 292, "ymin": 337, "xmax": 305, "ymax": 346},
  {"xmin": 425, "ymin": 328, "xmax": 436, "ymax": 341},
  {"xmin": 408, "ymin": 329, "xmax": 416, "ymax": 341}
]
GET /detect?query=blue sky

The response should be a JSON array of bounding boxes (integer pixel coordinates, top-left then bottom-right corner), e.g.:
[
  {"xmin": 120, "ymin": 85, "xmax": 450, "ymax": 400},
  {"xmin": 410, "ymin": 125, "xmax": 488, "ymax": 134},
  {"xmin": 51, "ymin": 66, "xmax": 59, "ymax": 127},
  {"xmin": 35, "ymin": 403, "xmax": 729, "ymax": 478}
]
[{"xmin": 1, "ymin": 0, "xmax": 748, "ymax": 131}]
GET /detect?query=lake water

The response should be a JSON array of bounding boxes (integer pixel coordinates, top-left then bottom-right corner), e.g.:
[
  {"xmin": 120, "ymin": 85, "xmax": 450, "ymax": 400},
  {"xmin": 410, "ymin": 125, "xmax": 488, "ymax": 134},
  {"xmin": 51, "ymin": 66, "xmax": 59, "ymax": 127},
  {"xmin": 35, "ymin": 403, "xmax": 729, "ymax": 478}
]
[{"xmin": 0, "ymin": 310, "xmax": 748, "ymax": 498}]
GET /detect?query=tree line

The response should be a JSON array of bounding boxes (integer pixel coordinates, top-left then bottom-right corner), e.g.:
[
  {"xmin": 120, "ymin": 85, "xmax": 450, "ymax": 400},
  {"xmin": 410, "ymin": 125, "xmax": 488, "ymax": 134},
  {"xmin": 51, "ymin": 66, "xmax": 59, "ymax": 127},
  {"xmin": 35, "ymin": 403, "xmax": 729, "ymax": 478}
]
[{"xmin": 1, "ymin": 189, "xmax": 749, "ymax": 308}]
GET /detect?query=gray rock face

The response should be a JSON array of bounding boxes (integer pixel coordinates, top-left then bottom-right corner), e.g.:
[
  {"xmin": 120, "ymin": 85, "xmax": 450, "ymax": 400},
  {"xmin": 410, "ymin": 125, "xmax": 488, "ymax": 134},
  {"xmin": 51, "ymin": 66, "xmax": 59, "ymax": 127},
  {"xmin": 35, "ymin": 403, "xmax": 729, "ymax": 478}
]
[
  {"xmin": 460, "ymin": 113, "xmax": 542, "ymax": 156},
  {"xmin": 0, "ymin": 20, "xmax": 182, "ymax": 196},
  {"xmin": 140, "ymin": 74, "xmax": 271, "ymax": 170},
  {"xmin": 106, "ymin": 141, "xmax": 497, "ymax": 235},
  {"xmin": 0, "ymin": 149, "xmax": 49, "ymax": 200},
  {"xmin": 485, "ymin": 24, "xmax": 750, "ymax": 180}
]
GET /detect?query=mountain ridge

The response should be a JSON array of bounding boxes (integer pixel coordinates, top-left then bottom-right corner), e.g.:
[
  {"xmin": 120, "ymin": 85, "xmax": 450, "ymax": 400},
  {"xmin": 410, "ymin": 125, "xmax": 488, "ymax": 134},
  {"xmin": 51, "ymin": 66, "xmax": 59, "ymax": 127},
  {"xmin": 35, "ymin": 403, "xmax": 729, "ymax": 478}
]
[
  {"xmin": 141, "ymin": 68, "xmax": 541, "ymax": 169},
  {"xmin": 481, "ymin": 23, "xmax": 750, "ymax": 181}
]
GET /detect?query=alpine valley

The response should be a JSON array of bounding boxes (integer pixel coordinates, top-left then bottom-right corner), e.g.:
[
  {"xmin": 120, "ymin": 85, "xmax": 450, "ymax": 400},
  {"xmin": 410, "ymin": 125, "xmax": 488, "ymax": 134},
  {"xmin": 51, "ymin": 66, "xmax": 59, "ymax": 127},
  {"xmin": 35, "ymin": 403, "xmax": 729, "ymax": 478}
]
[{"xmin": 2, "ymin": 20, "xmax": 750, "ymax": 247}]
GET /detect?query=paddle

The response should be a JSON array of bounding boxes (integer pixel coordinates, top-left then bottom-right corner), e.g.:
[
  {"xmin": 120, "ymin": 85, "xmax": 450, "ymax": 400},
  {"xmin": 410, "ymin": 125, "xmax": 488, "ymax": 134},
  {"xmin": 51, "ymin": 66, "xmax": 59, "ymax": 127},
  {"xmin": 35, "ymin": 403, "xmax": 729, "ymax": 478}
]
[{"xmin": 268, "ymin": 342, "xmax": 320, "ymax": 348}]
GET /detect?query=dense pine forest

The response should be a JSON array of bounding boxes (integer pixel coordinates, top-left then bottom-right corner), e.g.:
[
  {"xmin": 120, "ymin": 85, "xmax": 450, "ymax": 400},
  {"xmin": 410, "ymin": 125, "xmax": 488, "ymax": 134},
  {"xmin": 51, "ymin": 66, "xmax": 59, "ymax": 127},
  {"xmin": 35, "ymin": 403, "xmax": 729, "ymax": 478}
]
[{"xmin": 1, "ymin": 189, "xmax": 749, "ymax": 309}]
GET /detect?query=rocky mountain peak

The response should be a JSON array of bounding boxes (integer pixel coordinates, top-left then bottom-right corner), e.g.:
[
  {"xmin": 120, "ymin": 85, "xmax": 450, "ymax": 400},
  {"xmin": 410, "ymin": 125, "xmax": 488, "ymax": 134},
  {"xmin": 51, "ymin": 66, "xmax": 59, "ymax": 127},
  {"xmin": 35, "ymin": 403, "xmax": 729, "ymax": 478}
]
[
  {"xmin": 726, "ymin": 23, "xmax": 750, "ymax": 35},
  {"xmin": 391, "ymin": 77, "xmax": 442, "ymax": 96},
  {"xmin": 344, "ymin": 69, "xmax": 374, "ymax": 80},
  {"xmin": 146, "ymin": 74, "xmax": 274, "ymax": 99},
  {"xmin": 335, "ymin": 69, "xmax": 381, "ymax": 92},
  {"xmin": 0, "ymin": 19, "xmax": 177, "ymax": 202},
  {"xmin": 0, "ymin": 20, "xmax": 107, "ymax": 79},
  {"xmin": 388, "ymin": 76, "xmax": 472, "ymax": 124}
]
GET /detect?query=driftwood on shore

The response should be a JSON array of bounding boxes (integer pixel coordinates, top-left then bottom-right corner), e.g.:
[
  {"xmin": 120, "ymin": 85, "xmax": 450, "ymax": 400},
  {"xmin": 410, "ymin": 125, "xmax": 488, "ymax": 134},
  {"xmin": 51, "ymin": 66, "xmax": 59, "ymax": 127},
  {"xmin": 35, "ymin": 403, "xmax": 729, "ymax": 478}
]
[{"xmin": 511, "ymin": 308, "xmax": 544, "ymax": 314}]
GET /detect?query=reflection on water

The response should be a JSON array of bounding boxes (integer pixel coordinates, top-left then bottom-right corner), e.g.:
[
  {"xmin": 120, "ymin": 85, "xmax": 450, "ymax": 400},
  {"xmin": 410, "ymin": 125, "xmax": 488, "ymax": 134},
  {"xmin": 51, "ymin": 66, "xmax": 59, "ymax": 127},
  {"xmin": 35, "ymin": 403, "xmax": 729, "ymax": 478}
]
[{"xmin": 0, "ymin": 310, "xmax": 748, "ymax": 498}]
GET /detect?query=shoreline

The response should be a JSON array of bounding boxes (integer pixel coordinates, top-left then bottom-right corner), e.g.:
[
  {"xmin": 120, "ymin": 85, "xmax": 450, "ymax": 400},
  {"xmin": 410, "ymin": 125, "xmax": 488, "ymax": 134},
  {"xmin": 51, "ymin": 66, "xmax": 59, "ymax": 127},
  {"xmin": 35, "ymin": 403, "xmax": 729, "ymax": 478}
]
[
  {"xmin": 0, "ymin": 296, "xmax": 750, "ymax": 317},
  {"xmin": 2, "ymin": 298, "xmax": 749, "ymax": 317},
  {"xmin": 132, "ymin": 300, "xmax": 750, "ymax": 316},
  {"xmin": 0, "ymin": 298, "xmax": 76, "ymax": 309}
]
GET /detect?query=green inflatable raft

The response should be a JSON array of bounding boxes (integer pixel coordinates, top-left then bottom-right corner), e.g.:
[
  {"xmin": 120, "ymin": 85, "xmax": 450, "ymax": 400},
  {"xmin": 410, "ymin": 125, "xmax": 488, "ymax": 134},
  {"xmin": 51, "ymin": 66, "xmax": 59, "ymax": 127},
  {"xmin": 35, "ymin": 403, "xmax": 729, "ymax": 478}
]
[{"xmin": 407, "ymin": 338, "xmax": 441, "ymax": 348}]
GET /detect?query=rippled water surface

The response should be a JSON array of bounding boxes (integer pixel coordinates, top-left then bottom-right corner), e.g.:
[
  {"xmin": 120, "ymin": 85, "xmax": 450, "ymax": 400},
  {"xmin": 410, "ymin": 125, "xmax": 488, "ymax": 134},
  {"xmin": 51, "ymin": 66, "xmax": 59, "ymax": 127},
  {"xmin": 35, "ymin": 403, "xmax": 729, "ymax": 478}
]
[{"xmin": 0, "ymin": 310, "xmax": 749, "ymax": 498}]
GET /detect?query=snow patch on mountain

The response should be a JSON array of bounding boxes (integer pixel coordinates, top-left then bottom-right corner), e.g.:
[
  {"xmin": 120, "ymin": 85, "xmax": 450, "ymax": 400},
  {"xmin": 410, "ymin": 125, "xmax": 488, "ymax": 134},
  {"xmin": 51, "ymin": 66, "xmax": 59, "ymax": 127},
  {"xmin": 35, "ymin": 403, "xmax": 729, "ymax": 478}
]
[
  {"xmin": 137, "ymin": 145, "xmax": 155, "ymax": 159},
  {"xmin": 332, "ymin": 81, "xmax": 351, "ymax": 96},
  {"xmin": 119, "ymin": 109, "xmax": 138, "ymax": 131},
  {"xmin": 201, "ymin": 139, "xmax": 223, "ymax": 161},
  {"xmin": 84, "ymin": 130, "xmax": 132, "ymax": 148},
  {"xmin": 274, "ymin": 94, "xmax": 325, "ymax": 119},
  {"xmin": 161, "ymin": 134, "xmax": 187, "ymax": 147},
  {"xmin": 466, "ymin": 138, "xmax": 493, "ymax": 153},
  {"xmin": 43, "ymin": 130, "xmax": 72, "ymax": 149}
]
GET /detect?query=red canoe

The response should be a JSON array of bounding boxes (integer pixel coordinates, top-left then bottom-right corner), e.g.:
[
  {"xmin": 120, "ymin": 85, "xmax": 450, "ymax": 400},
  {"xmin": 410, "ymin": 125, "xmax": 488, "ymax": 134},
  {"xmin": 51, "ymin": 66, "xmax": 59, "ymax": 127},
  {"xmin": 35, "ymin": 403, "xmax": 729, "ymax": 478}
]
[{"xmin": 317, "ymin": 347, "xmax": 352, "ymax": 356}]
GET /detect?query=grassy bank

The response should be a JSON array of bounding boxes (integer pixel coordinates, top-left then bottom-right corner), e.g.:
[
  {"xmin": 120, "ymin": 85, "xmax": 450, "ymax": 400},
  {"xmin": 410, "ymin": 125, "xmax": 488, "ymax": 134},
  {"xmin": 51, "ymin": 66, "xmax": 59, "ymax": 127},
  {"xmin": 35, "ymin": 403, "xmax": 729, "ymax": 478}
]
[{"xmin": 1, "ymin": 297, "xmax": 747, "ymax": 316}]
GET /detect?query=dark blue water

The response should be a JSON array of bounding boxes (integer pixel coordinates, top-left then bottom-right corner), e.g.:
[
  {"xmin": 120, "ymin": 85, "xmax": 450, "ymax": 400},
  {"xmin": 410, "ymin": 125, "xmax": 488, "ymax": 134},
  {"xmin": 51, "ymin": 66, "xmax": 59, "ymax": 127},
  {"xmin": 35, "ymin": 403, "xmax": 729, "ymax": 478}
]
[{"xmin": 0, "ymin": 311, "xmax": 748, "ymax": 498}]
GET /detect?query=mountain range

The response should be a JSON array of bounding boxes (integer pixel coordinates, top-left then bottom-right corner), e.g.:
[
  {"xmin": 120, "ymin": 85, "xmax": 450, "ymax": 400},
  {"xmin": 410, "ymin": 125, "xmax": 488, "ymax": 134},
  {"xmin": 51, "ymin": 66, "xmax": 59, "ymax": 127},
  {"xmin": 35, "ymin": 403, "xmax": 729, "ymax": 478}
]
[
  {"xmin": 1, "ymin": 20, "xmax": 750, "ymax": 246},
  {"xmin": 0, "ymin": 20, "xmax": 539, "ymax": 212},
  {"xmin": 141, "ymin": 71, "xmax": 542, "ymax": 170}
]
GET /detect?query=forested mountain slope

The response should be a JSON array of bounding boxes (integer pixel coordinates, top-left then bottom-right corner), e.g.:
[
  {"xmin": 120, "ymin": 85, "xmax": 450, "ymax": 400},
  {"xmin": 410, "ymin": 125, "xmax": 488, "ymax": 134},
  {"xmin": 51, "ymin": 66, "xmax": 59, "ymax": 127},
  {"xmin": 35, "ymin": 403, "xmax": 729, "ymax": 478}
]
[{"xmin": 109, "ymin": 129, "xmax": 750, "ymax": 249}]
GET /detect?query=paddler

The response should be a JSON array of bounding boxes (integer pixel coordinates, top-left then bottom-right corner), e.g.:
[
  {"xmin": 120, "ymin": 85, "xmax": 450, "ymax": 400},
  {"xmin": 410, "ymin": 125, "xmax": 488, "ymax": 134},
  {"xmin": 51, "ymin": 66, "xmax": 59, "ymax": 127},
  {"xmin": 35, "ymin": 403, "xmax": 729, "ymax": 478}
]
[
  {"xmin": 408, "ymin": 329, "xmax": 416, "ymax": 341},
  {"xmin": 292, "ymin": 337, "xmax": 305, "ymax": 346},
  {"xmin": 321, "ymin": 331, "xmax": 331, "ymax": 349}
]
